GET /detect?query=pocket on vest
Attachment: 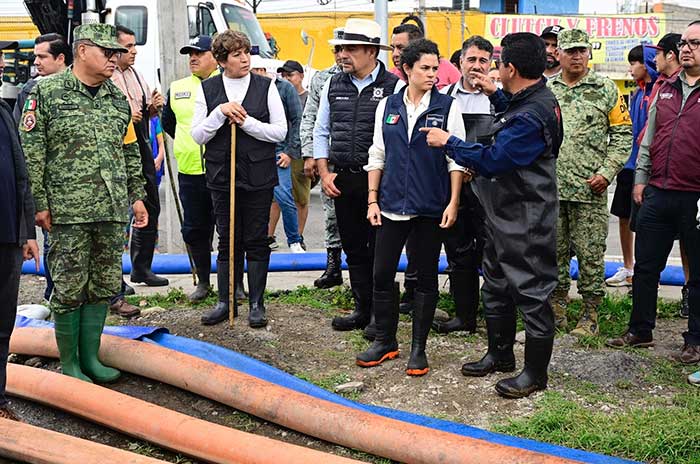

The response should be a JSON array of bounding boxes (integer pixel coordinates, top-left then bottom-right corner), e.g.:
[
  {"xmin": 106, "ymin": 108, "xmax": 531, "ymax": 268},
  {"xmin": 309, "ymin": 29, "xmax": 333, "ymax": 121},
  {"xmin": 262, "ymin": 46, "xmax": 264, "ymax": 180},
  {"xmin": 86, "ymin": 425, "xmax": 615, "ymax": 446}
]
[
  {"xmin": 204, "ymin": 153, "xmax": 229, "ymax": 188},
  {"xmin": 247, "ymin": 157, "xmax": 277, "ymax": 187}
]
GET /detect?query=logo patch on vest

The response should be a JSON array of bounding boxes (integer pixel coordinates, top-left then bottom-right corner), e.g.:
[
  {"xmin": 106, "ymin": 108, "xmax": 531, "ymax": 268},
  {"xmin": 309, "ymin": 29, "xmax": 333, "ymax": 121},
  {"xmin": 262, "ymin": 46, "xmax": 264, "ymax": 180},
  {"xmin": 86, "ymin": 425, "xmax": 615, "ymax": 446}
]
[
  {"xmin": 659, "ymin": 92, "xmax": 673, "ymax": 100},
  {"xmin": 334, "ymin": 96, "xmax": 350, "ymax": 101},
  {"xmin": 371, "ymin": 87, "xmax": 385, "ymax": 101},
  {"xmin": 425, "ymin": 114, "xmax": 445, "ymax": 129},
  {"xmin": 174, "ymin": 91, "xmax": 192, "ymax": 99},
  {"xmin": 385, "ymin": 114, "xmax": 400, "ymax": 125}
]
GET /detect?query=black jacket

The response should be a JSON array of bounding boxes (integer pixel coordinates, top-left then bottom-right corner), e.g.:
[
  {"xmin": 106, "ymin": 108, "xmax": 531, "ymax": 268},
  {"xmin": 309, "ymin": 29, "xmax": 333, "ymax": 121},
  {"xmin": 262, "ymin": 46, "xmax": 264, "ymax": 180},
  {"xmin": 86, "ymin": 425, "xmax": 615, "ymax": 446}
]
[{"xmin": 1, "ymin": 99, "xmax": 36, "ymax": 245}]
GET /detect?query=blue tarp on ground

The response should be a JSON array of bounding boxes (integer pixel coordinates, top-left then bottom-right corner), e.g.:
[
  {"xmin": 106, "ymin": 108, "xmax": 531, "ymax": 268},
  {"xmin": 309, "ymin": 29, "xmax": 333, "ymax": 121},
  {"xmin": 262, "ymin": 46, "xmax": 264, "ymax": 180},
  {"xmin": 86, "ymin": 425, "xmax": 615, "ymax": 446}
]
[{"xmin": 14, "ymin": 315, "xmax": 637, "ymax": 463}]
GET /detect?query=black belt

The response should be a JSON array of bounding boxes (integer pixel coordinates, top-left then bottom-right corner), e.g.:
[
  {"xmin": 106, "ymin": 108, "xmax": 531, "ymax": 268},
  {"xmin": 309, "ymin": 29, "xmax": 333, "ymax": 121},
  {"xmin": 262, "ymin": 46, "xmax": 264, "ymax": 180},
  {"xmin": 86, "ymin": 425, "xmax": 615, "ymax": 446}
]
[{"xmin": 334, "ymin": 166, "xmax": 365, "ymax": 174}]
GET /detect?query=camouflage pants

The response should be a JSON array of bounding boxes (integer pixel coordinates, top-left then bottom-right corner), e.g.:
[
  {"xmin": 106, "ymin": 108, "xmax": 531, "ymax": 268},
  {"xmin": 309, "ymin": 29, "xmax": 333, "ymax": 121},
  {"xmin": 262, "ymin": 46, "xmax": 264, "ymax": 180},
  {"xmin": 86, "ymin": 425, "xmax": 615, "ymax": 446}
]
[
  {"xmin": 322, "ymin": 188, "xmax": 342, "ymax": 249},
  {"xmin": 48, "ymin": 222, "xmax": 124, "ymax": 314},
  {"xmin": 556, "ymin": 201, "xmax": 608, "ymax": 299}
]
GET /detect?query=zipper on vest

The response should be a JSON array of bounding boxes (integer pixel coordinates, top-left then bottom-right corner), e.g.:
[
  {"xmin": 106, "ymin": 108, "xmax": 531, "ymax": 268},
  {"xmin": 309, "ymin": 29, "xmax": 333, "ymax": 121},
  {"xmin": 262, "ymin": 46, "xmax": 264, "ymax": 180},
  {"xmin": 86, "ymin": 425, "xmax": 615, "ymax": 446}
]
[{"xmin": 663, "ymin": 102, "xmax": 686, "ymax": 189}]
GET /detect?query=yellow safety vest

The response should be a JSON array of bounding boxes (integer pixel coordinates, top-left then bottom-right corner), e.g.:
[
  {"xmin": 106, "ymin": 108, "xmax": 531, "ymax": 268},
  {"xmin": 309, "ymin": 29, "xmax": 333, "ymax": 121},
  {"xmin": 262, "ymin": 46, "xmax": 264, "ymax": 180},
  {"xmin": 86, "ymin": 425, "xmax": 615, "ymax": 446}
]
[{"xmin": 169, "ymin": 70, "xmax": 219, "ymax": 175}]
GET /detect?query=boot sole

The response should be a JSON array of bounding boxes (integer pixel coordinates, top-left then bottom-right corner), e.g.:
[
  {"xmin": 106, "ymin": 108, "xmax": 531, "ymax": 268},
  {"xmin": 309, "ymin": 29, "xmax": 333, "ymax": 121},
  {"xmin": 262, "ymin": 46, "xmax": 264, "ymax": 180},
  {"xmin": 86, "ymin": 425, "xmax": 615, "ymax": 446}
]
[
  {"xmin": 461, "ymin": 363, "xmax": 516, "ymax": 377},
  {"xmin": 356, "ymin": 350, "xmax": 400, "ymax": 368},
  {"xmin": 406, "ymin": 366, "xmax": 429, "ymax": 376},
  {"xmin": 495, "ymin": 383, "xmax": 546, "ymax": 399},
  {"xmin": 249, "ymin": 320, "xmax": 268, "ymax": 329},
  {"xmin": 201, "ymin": 316, "xmax": 229, "ymax": 326}
]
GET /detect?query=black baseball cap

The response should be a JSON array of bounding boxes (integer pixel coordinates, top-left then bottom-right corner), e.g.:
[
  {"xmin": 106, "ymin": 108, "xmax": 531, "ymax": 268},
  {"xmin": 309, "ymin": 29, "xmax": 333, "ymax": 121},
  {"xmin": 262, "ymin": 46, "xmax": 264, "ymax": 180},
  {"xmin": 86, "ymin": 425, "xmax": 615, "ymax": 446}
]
[
  {"xmin": 540, "ymin": 25, "xmax": 564, "ymax": 38},
  {"xmin": 179, "ymin": 35, "xmax": 212, "ymax": 54},
  {"xmin": 0, "ymin": 40, "xmax": 19, "ymax": 50},
  {"xmin": 648, "ymin": 33, "xmax": 682, "ymax": 56},
  {"xmin": 277, "ymin": 60, "xmax": 304, "ymax": 74}
]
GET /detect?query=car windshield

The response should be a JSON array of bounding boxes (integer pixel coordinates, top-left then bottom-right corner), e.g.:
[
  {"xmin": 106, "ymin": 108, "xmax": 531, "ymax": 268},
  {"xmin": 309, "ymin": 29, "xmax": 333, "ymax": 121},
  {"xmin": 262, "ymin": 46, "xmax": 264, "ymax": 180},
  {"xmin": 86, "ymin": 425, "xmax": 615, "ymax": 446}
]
[{"xmin": 221, "ymin": 4, "xmax": 273, "ymax": 58}]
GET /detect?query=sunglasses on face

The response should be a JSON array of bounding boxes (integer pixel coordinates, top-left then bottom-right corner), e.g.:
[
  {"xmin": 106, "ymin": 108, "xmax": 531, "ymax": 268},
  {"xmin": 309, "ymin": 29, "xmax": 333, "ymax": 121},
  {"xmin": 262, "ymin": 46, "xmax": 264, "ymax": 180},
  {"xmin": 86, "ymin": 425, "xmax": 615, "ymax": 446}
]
[{"xmin": 84, "ymin": 43, "xmax": 122, "ymax": 59}]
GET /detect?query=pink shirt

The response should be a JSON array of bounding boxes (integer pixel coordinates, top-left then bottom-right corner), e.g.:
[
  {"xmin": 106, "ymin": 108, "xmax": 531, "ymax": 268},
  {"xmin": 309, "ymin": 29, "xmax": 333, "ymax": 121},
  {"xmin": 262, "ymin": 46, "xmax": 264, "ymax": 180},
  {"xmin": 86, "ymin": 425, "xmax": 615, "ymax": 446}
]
[
  {"xmin": 111, "ymin": 66, "xmax": 152, "ymax": 116},
  {"xmin": 390, "ymin": 58, "xmax": 461, "ymax": 90}
]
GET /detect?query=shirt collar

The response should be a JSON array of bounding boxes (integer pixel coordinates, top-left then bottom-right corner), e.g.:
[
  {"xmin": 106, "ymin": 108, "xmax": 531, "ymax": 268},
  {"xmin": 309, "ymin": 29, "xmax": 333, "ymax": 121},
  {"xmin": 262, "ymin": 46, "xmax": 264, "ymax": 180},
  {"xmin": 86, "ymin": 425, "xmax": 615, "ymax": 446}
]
[
  {"xmin": 351, "ymin": 62, "xmax": 380, "ymax": 85},
  {"xmin": 402, "ymin": 87, "xmax": 432, "ymax": 111},
  {"xmin": 679, "ymin": 71, "xmax": 700, "ymax": 88}
]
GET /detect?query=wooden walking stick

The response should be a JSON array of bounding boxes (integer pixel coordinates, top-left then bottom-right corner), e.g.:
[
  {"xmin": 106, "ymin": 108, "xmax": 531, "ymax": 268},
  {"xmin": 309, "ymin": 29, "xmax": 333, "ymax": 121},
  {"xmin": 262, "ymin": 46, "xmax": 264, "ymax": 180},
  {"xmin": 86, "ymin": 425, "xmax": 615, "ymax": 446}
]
[{"xmin": 229, "ymin": 124, "xmax": 237, "ymax": 327}]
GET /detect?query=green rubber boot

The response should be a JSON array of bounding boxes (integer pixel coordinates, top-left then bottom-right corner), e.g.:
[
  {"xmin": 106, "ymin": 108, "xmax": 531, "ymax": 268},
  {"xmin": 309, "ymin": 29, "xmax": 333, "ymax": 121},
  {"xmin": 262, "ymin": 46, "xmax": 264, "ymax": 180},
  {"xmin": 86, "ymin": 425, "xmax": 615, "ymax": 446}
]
[
  {"xmin": 53, "ymin": 310, "xmax": 92, "ymax": 382},
  {"xmin": 79, "ymin": 304, "xmax": 121, "ymax": 383}
]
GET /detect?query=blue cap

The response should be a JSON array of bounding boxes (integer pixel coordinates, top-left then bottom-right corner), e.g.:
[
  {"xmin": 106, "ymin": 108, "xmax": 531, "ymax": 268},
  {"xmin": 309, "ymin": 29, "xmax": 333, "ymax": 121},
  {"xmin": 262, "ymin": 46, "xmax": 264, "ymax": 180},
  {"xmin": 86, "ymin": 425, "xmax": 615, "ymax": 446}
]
[{"xmin": 180, "ymin": 35, "xmax": 212, "ymax": 54}]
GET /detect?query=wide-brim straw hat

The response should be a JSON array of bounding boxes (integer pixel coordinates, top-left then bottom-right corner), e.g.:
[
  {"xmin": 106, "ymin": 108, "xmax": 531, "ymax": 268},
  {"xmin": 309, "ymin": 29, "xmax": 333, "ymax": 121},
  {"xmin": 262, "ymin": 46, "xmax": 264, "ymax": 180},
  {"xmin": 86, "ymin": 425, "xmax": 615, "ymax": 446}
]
[{"xmin": 328, "ymin": 18, "xmax": 392, "ymax": 51}]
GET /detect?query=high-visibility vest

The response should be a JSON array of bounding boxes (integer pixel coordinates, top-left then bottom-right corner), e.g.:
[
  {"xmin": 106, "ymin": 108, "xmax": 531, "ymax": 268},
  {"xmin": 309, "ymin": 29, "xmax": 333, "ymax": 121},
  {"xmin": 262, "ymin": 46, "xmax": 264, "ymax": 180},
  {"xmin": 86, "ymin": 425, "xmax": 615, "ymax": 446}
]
[{"xmin": 169, "ymin": 70, "xmax": 219, "ymax": 175}]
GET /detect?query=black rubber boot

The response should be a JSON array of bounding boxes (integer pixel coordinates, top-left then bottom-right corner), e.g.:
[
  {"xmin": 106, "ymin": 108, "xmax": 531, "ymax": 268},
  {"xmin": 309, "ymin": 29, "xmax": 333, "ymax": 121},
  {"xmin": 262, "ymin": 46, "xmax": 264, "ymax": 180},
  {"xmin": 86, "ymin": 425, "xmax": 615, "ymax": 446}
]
[
  {"xmin": 433, "ymin": 269, "xmax": 478, "ymax": 334},
  {"xmin": 399, "ymin": 286, "xmax": 415, "ymax": 315},
  {"xmin": 495, "ymin": 336, "xmax": 554, "ymax": 399},
  {"xmin": 332, "ymin": 264, "xmax": 371, "ymax": 331},
  {"xmin": 364, "ymin": 282, "xmax": 399, "ymax": 341},
  {"xmin": 130, "ymin": 229, "xmax": 169, "ymax": 286},
  {"xmin": 235, "ymin": 252, "xmax": 247, "ymax": 301},
  {"xmin": 201, "ymin": 263, "xmax": 237, "ymax": 325},
  {"xmin": 189, "ymin": 250, "xmax": 212, "ymax": 303},
  {"xmin": 461, "ymin": 315, "xmax": 516, "ymax": 377},
  {"xmin": 406, "ymin": 291, "xmax": 438, "ymax": 376},
  {"xmin": 356, "ymin": 286, "xmax": 400, "ymax": 368},
  {"xmin": 314, "ymin": 248, "xmax": 343, "ymax": 289},
  {"xmin": 247, "ymin": 260, "xmax": 269, "ymax": 329}
]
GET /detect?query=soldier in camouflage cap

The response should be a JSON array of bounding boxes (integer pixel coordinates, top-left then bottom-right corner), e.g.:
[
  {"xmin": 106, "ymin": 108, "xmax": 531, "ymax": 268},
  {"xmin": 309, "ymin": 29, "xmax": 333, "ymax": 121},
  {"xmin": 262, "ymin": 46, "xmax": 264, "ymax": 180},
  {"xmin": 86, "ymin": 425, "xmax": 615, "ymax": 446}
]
[
  {"xmin": 20, "ymin": 22, "xmax": 147, "ymax": 383},
  {"xmin": 548, "ymin": 28, "xmax": 632, "ymax": 336}
]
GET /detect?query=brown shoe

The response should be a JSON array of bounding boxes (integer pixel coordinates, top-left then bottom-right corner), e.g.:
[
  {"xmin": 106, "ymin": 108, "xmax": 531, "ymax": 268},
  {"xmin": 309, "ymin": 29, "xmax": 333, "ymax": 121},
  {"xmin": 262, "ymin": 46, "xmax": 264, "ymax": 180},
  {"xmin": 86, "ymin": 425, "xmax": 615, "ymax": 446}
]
[
  {"xmin": 0, "ymin": 405, "xmax": 23, "ymax": 422},
  {"xmin": 108, "ymin": 298, "xmax": 141, "ymax": 318},
  {"xmin": 606, "ymin": 331, "xmax": 654, "ymax": 349},
  {"xmin": 680, "ymin": 344, "xmax": 700, "ymax": 364},
  {"xmin": 550, "ymin": 289, "xmax": 569, "ymax": 330}
]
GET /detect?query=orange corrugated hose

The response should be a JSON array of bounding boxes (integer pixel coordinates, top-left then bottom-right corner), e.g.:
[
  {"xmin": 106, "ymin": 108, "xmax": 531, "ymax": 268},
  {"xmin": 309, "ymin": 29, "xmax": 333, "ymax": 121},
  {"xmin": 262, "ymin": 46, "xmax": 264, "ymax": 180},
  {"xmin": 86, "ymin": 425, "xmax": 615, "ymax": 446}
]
[
  {"xmin": 5, "ymin": 364, "xmax": 363, "ymax": 464},
  {"xmin": 0, "ymin": 417, "xmax": 168, "ymax": 464},
  {"xmin": 10, "ymin": 327, "xmax": 581, "ymax": 464}
]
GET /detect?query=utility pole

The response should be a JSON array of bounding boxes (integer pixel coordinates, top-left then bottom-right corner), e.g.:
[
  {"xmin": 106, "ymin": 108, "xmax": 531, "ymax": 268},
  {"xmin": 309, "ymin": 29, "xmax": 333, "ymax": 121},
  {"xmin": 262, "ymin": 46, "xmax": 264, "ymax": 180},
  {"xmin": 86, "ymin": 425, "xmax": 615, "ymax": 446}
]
[
  {"xmin": 461, "ymin": 0, "xmax": 465, "ymax": 45},
  {"xmin": 419, "ymin": 0, "xmax": 427, "ymax": 36},
  {"xmin": 157, "ymin": 0, "xmax": 189, "ymax": 253},
  {"xmin": 374, "ymin": 0, "xmax": 389, "ymax": 65}
]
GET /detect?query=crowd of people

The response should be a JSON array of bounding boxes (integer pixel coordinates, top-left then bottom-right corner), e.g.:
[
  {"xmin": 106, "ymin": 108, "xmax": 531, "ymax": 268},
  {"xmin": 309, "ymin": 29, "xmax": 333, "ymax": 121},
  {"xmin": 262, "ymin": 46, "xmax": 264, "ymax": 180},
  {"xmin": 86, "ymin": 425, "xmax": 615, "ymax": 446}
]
[{"xmin": 1, "ymin": 17, "xmax": 700, "ymax": 421}]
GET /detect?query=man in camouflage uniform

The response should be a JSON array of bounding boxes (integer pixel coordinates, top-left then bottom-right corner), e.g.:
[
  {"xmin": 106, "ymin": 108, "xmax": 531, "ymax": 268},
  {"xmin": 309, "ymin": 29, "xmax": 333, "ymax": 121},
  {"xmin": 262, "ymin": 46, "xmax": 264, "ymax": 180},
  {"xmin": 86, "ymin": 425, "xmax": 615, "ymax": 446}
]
[
  {"xmin": 548, "ymin": 29, "xmax": 632, "ymax": 335},
  {"xmin": 21, "ymin": 24, "xmax": 147, "ymax": 383},
  {"xmin": 300, "ymin": 31, "xmax": 344, "ymax": 289}
]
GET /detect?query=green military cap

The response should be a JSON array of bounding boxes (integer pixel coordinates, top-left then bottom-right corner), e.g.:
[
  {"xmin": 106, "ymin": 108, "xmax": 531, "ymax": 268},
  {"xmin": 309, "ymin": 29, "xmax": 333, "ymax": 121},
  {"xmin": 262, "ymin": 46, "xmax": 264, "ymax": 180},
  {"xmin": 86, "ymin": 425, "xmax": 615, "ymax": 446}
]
[
  {"xmin": 73, "ymin": 24, "xmax": 127, "ymax": 52},
  {"xmin": 557, "ymin": 29, "xmax": 591, "ymax": 50}
]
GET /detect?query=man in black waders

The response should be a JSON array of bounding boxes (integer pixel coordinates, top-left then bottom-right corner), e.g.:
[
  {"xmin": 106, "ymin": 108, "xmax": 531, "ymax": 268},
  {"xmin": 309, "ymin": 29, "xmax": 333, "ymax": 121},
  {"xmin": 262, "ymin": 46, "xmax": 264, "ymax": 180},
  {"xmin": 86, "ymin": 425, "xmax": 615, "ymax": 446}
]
[
  {"xmin": 422, "ymin": 32, "xmax": 562, "ymax": 398},
  {"xmin": 191, "ymin": 31, "xmax": 287, "ymax": 328}
]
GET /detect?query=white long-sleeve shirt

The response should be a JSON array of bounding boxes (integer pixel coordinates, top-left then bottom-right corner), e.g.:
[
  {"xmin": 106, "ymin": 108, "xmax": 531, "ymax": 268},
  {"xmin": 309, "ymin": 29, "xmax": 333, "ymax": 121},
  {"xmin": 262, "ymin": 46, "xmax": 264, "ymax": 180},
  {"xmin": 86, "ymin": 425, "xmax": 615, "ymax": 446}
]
[
  {"xmin": 190, "ymin": 72, "xmax": 287, "ymax": 145},
  {"xmin": 366, "ymin": 88, "xmax": 466, "ymax": 220}
]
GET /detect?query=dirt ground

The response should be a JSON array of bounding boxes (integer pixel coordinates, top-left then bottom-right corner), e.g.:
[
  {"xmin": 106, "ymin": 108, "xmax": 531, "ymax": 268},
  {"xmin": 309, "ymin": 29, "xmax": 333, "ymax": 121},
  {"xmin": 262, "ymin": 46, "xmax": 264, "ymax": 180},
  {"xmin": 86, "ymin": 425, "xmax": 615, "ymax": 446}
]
[{"xmin": 5, "ymin": 274, "xmax": 697, "ymax": 463}]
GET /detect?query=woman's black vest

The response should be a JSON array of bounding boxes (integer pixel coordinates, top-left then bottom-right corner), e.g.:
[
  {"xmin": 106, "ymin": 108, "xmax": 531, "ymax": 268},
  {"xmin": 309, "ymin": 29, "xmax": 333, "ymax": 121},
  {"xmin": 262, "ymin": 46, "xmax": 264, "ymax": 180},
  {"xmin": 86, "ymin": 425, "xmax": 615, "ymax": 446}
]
[
  {"xmin": 201, "ymin": 73, "xmax": 277, "ymax": 191},
  {"xmin": 328, "ymin": 61, "xmax": 399, "ymax": 168}
]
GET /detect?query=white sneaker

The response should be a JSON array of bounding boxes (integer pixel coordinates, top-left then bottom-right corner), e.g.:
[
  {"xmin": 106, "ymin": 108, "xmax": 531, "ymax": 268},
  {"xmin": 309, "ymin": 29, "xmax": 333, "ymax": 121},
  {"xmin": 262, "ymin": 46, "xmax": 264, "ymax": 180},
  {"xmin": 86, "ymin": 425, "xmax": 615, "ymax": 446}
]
[
  {"xmin": 289, "ymin": 242, "xmax": 306, "ymax": 253},
  {"xmin": 605, "ymin": 267, "xmax": 633, "ymax": 287},
  {"xmin": 689, "ymin": 371, "xmax": 700, "ymax": 386}
]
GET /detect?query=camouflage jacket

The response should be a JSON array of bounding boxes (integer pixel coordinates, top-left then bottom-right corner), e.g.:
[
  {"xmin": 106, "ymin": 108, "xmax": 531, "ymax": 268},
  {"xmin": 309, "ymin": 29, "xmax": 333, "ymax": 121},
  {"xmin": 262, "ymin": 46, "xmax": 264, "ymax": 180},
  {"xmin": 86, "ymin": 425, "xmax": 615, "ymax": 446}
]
[
  {"xmin": 300, "ymin": 64, "xmax": 341, "ymax": 159},
  {"xmin": 549, "ymin": 70, "xmax": 632, "ymax": 204},
  {"xmin": 20, "ymin": 69, "xmax": 145, "ymax": 224}
]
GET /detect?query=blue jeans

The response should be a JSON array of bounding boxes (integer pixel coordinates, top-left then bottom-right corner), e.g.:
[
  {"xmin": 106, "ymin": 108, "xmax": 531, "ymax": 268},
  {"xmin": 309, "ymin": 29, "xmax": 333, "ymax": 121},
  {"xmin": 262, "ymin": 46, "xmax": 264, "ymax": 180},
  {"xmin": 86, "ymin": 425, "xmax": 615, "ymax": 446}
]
[{"xmin": 273, "ymin": 160, "xmax": 302, "ymax": 246}]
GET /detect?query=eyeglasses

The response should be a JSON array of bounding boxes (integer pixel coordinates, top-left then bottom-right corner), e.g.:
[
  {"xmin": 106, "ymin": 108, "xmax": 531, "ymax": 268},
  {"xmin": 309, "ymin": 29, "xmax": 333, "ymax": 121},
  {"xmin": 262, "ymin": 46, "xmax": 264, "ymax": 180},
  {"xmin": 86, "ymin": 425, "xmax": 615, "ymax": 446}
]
[
  {"xmin": 84, "ymin": 43, "xmax": 121, "ymax": 59},
  {"xmin": 677, "ymin": 39, "xmax": 700, "ymax": 51}
]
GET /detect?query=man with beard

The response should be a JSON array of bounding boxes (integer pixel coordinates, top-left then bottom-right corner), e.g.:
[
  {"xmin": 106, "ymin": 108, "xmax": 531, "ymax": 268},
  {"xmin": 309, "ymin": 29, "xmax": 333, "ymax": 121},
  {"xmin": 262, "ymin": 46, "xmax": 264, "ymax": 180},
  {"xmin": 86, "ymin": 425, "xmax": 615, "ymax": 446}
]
[{"xmin": 541, "ymin": 25, "xmax": 563, "ymax": 80}]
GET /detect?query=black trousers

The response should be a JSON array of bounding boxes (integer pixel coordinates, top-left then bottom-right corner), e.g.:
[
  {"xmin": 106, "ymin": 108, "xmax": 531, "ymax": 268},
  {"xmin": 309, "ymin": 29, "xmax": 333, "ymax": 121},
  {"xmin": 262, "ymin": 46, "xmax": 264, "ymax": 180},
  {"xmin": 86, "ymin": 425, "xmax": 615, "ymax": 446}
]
[
  {"xmin": 134, "ymin": 121, "xmax": 160, "ymax": 231},
  {"xmin": 374, "ymin": 217, "xmax": 442, "ymax": 294},
  {"xmin": 0, "ymin": 244, "xmax": 22, "ymax": 407},
  {"xmin": 405, "ymin": 184, "xmax": 485, "ymax": 287},
  {"xmin": 178, "ymin": 173, "xmax": 215, "ymax": 254},
  {"xmin": 630, "ymin": 186, "xmax": 700, "ymax": 344},
  {"xmin": 210, "ymin": 187, "xmax": 273, "ymax": 278},
  {"xmin": 334, "ymin": 170, "xmax": 375, "ymax": 292}
]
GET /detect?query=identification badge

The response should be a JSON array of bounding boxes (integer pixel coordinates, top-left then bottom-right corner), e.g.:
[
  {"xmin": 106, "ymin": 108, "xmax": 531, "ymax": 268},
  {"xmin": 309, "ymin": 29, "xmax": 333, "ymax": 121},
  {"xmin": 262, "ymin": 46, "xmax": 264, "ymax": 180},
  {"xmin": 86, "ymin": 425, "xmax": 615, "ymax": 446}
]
[
  {"xmin": 174, "ymin": 91, "xmax": 191, "ymax": 99},
  {"xmin": 385, "ymin": 114, "xmax": 400, "ymax": 125},
  {"xmin": 425, "ymin": 113, "xmax": 445, "ymax": 129}
]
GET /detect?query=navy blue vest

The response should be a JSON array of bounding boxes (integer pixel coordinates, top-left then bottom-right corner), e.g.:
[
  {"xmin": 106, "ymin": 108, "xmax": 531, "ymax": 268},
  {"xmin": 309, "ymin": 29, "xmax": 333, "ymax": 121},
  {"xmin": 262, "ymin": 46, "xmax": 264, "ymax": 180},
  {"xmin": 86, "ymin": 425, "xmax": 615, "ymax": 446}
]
[
  {"xmin": 379, "ymin": 87, "xmax": 454, "ymax": 218},
  {"xmin": 201, "ymin": 73, "xmax": 277, "ymax": 191},
  {"xmin": 328, "ymin": 61, "xmax": 398, "ymax": 168}
]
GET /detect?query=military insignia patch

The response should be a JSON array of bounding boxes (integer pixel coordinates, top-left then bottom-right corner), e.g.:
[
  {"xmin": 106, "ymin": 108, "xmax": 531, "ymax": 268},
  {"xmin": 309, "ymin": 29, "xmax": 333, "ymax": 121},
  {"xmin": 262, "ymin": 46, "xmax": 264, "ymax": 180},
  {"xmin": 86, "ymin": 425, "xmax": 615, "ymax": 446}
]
[{"xmin": 22, "ymin": 111, "xmax": 36, "ymax": 132}]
